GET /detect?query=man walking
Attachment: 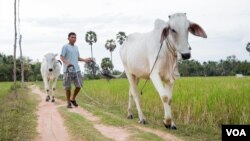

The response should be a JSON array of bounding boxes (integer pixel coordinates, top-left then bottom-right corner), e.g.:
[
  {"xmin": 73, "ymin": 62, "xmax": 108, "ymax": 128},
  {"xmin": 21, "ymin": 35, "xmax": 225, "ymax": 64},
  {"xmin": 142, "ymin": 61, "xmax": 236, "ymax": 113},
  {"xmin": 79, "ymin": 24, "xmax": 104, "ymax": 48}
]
[{"xmin": 60, "ymin": 32, "xmax": 92, "ymax": 108}]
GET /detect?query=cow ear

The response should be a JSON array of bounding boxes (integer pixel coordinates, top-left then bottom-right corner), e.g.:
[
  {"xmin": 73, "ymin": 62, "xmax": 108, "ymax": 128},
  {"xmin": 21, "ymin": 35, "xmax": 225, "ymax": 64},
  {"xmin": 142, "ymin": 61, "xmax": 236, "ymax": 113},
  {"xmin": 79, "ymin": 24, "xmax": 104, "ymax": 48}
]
[
  {"xmin": 160, "ymin": 26, "xmax": 170, "ymax": 43},
  {"xmin": 189, "ymin": 22, "xmax": 207, "ymax": 38}
]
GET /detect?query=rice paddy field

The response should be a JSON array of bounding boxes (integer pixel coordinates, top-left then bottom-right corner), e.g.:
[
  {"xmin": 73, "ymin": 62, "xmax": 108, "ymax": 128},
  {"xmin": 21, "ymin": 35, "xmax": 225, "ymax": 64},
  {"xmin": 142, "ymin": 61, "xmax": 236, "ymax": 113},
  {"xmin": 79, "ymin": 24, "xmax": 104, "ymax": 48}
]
[{"xmin": 38, "ymin": 76, "xmax": 250, "ymax": 140}]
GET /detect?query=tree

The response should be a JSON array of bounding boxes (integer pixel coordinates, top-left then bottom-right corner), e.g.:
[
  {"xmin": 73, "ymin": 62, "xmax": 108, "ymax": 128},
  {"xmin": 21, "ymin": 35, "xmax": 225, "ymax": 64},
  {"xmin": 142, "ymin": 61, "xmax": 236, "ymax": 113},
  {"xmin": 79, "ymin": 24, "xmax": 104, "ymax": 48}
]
[
  {"xmin": 0, "ymin": 54, "xmax": 13, "ymax": 81},
  {"xmin": 105, "ymin": 39, "xmax": 116, "ymax": 66},
  {"xmin": 246, "ymin": 42, "xmax": 250, "ymax": 54},
  {"xmin": 13, "ymin": 0, "xmax": 17, "ymax": 96},
  {"xmin": 84, "ymin": 62, "xmax": 100, "ymax": 80},
  {"xmin": 29, "ymin": 61, "xmax": 42, "ymax": 81},
  {"xmin": 85, "ymin": 31, "xmax": 97, "ymax": 77},
  {"xmin": 101, "ymin": 57, "xmax": 113, "ymax": 74},
  {"xmin": 17, "ymin": 0, "xmax": 24, "ymax": 87},
  {"xmin": 0, "ymin": 53, "xmax": 42, "ymax": 82},
  {"xmin": 116, "ymin": 31, "xmax": 127, "ymax": 45},
  {"xmin": 19, "ymin": 35, "xmax": 24, "ymax": 86},
  {"xmin": 85, "ymin": 31, "xmax": 97, "ymax": 59},
  {"xmin": 179, "ymin": 59, "xmax": 203, "ymax": 76}
]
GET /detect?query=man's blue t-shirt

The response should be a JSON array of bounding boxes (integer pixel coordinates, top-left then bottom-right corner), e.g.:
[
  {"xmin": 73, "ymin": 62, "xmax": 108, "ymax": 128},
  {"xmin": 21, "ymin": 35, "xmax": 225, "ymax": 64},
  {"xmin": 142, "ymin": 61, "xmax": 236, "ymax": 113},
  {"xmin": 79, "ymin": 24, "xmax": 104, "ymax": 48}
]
[{"xmin": 60, "ymin": 43, "xmax": 81, "ymax": 73}]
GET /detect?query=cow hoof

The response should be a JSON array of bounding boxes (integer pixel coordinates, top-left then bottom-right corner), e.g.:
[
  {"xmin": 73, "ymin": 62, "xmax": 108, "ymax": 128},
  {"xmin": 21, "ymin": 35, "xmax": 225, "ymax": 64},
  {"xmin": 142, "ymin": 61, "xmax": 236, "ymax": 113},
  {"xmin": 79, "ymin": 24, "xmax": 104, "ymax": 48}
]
[
  {"xmin": 170, "ymin": 125, "xmax": 177, "ymax": 130},
  {"xmin": 51, "ymin": 99, "xmax": 55, "ymax": 103},
  {"xmin": 127, "ymin": 115, "xmax": 133, "ymax": 119},
  {"xmin": 45, "ymin": 96, "xmax": 50, "ymax": 102},
  {"xmin": 164, "ymin": 124, "xmax": 170, "ymax": 128},
  {"xmin": 138, "ymin": 119, "xmax": 147, "ymax": 124},
  {"xmin": 164, "ymin": 123, "xmax": 177, "ymax": 130}
]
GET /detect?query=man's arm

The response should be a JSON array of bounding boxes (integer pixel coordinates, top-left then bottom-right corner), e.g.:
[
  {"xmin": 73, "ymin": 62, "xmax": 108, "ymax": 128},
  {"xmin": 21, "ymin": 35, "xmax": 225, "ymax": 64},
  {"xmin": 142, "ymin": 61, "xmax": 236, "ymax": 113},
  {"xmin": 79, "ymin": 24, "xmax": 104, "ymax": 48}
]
[
  {"xmin": 60, "ymin": 55, "xmax": 72, "ymax": 67},
  {"xmin": 60, "ymin": 45, "xmax": 72, "ymax": 67},
  {"xmin": 78, "ymin": 57, "xmax": 92, "ymax": 63}
]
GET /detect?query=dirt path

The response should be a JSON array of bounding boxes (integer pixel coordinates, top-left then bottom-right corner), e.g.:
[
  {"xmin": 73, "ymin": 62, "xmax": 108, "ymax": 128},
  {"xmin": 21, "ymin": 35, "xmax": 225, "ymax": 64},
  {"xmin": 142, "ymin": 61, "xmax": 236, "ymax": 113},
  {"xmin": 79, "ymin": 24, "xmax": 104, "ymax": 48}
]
[
  {"xmin": 68, "ymin": 98, "xmax": 182, "ymax": 141},
  {"xmin": 135, "ymin": 126, "xmax": 182, "ymax": 141},
  {"xmin": 31, "ymin": 85, "xmax": 182, "ymax": 141},
  {"xmin": 70, "ymin": 107, "xmax": 131, "ymax": 141},
  {"xmin": 31, "ymin": 85, "xmax": 131, "ymax": 141},
  {"xmin": 31, "ymin": 86, "xmax": 70, "ymax": 141}
]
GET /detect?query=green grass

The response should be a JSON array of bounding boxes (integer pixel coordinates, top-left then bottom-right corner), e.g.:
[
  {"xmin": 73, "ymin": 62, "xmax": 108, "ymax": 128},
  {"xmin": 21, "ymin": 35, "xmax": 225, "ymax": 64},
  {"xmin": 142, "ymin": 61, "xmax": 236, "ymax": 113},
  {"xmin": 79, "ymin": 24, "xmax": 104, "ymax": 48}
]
[
  {"xmin": 128, "ymin": 130, "xmax": 165, "ymax": 141},
  {"xmin": 59, "ymin": 107, "xmax": 112, "ymax": 141},
  {"xmin": 0, "ymin": 82, "xmax": 12, "ymax": 99},
  {"xmin": 0, "ymin": 82, "xmax": 38, "ymax": 141},
  {"xmin": 36, "ymin": 76, "xmax": 250, "ymax": 141}
]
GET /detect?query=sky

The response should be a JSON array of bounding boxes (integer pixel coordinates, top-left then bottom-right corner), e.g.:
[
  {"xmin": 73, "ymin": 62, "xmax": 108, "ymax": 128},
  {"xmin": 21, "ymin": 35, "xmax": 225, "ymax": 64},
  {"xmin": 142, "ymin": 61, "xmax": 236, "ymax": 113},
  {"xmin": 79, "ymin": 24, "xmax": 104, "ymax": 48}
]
[{"xmin": 0, "ymin": 0, "xmax": 250, "ymax": 71}]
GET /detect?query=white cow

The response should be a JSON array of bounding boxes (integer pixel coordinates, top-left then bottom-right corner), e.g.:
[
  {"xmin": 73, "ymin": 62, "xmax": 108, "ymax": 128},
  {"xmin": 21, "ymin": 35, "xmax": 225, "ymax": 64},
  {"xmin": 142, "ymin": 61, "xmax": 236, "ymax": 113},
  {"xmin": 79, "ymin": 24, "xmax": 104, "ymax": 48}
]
[
  {"xmin": 120, "ymin": 13, "xmax": 207, "ymax": 129},
  {"xmin": 40, "ymin": 53, "xmax": 62, "ymax": 102}
]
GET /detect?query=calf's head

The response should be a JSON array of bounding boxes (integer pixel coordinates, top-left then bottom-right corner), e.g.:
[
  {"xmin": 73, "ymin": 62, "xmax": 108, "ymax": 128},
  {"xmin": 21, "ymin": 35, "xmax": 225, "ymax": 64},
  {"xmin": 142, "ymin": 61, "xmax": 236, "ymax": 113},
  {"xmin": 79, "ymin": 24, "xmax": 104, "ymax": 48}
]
[
  {"xmin": 161, "ymin": 13, "xmax": 207, "ymax": 60},
  {"xmin": 44, "ymin": 53, "xmax": 58, "ymax": 72}
]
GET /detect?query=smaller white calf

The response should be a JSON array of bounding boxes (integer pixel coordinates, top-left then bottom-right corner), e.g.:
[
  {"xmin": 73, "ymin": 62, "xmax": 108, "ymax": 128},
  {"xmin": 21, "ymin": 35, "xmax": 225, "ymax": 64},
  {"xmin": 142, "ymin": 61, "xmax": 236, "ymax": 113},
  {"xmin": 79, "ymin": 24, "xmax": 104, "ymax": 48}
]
[
  {"xmin": 40, "ymin": 53, "xmax": 62, "ymax": 102},
  {"xmin": 236, "ymin": 74, "xmax": 244, "ymax": 78}
]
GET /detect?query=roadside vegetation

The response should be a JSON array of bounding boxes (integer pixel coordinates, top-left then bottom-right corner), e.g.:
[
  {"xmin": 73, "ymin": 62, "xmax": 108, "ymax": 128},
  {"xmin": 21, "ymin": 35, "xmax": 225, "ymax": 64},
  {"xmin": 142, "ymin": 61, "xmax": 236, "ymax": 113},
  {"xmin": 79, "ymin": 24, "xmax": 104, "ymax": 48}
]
[{"xmin": 0, "ymin": 82, "xmax": 37, "ymax": 141}]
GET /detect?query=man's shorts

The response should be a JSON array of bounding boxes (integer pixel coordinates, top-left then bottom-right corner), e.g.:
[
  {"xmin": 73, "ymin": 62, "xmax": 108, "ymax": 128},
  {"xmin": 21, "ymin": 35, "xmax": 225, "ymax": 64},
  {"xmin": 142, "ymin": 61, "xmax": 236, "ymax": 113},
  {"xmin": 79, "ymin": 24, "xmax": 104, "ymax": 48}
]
[{"xmin": 63, "ymin": 71, "xmax": 83, "ymax": 90}]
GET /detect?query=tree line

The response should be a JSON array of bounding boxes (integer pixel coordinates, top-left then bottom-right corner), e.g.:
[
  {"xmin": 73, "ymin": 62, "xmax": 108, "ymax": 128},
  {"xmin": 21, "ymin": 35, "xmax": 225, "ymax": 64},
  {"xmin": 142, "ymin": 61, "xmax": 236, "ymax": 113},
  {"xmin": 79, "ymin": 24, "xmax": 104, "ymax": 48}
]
[
  {"xmin": 1, "ymin": 53, "xmax": 249, "ymax": 82},
  {"xmin": 0, "ymin": 53, "xmax": 42, "ymax": 81},
  {"xmin": 179, "ymin": 55, "xmax": 250, "ymax": 76}
]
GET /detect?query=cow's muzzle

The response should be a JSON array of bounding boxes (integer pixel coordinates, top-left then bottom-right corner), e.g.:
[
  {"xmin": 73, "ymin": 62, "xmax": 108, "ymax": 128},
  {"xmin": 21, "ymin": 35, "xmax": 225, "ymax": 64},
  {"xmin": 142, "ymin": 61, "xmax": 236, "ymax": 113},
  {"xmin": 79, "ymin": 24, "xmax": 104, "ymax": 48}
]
[
  {"xmin": 49, "ymin": 68, "xmax": 53, "ymax": 72},
  {"xmin": 181, "ymin": 53, "xmax": 191, "ymax": 60}
]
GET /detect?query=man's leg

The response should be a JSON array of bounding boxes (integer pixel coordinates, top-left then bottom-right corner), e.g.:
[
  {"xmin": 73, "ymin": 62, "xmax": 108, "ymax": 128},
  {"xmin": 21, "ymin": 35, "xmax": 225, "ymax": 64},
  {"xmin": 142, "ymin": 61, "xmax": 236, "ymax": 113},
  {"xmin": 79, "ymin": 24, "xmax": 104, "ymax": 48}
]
[
  {"xmin": 71, "ymin": 87, "xmax": 80, "ymax": 107},
  {"xmin": 71, "ymin": 72, "xmax": 83, "ymax": 107},
  {"xmin": 63, "ymin": 73, "xmax": 72, "ymax": 108},
  {"xmin": 72, "ymin": 87, "xmax": 80, "ymax": 101},
  {"xmin": 65, "ymin": 89, "xmax": 72, "ymax": 108},
  {"xmin": 66, "ymin": 89, "xmax": 71, "ymax": 104}
]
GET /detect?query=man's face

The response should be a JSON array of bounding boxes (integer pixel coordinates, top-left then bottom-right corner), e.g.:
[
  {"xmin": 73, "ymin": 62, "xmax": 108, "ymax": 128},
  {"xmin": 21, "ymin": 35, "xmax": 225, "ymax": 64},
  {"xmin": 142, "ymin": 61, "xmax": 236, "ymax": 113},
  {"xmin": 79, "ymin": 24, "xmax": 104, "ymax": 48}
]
[{"xmin": 68, "ymin": 35, "xmax": 76, "ymax": 45}]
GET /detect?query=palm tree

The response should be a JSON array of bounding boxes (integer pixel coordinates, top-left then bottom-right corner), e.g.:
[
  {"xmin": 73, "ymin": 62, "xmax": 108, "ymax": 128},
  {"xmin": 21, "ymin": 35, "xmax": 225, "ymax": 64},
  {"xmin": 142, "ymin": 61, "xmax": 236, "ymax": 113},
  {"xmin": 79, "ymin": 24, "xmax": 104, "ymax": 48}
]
[
  {"xmin": 85, "ymin": 31, "xmax": 97, "ymax": 59},
  {"xmin": 246, "ymin": 42, "xmax": 250, "ymax": 54},
  {"xmin": 105, "ymin": 39, "xmax": 116, "ymax": 65},
  {"xmin": 116, "ymin": 31, "xmax": 127, "ymax": 45}
]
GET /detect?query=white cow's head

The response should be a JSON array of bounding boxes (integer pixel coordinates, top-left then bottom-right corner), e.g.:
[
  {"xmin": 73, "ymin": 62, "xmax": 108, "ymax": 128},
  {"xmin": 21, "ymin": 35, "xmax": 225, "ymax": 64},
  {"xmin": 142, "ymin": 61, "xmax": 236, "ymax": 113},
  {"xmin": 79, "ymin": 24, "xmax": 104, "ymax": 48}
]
[
  {"xmin": 161, "ymin": 13, "xmax": 207, "ymax": 60},
  {"xmin": 44, "ymin": 53, "xmax": 58, "ymax": 72}
]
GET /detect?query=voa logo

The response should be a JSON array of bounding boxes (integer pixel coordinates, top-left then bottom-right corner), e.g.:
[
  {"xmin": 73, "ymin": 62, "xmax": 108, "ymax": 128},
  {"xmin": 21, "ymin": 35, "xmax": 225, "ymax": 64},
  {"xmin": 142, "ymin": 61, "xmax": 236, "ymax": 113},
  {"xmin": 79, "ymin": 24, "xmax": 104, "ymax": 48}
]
[{"xmin": 226, "ymin": 129, "xmax": 246, "ymax": 136}]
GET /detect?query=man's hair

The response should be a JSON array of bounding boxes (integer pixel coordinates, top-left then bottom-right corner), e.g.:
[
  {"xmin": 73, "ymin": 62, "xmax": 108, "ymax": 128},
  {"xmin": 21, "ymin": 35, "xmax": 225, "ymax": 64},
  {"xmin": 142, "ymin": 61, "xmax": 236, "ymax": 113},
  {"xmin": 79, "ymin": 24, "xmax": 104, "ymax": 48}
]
[{"xmin": 68, "ymin": 32, "xmax": 76, "ymax": 38}]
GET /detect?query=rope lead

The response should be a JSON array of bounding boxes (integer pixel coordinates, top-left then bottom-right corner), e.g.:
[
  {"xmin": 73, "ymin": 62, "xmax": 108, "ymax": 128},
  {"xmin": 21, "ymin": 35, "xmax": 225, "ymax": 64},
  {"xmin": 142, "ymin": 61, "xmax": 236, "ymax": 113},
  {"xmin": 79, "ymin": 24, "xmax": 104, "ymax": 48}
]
[{"xmin": 140, "ymin": 43, "xmax": 163, "ymax": 95}]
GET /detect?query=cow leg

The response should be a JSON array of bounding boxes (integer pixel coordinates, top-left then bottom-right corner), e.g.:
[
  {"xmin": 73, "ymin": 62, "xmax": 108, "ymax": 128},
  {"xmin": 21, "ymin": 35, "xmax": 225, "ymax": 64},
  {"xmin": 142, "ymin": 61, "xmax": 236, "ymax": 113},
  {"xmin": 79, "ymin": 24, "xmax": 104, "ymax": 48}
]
[
  {"xmin": 150, "ymin": 73, "xmax": 176, "ymax": 129},
  {"xmin": 127, "ymin": 73, "xmax": 146, "ymax": 124},
  {"xmin": 43, "ymin": 78, "xmax": 50, "ymax": 102},
  {"xmin": 127, "ymin": 78, "xmax": 139, "ymax": 119},
  {"xmin": 51, "ymin": 78, "xmax": 58, "ymax": 103},
  {"xmin": 163, "ymin": 82, "xmax": 176, "ymax": 129},
  {"xmin": 127, "ymin": 89, "xmax": 134, "ymax": 119},
  {"xmin": 51, "ymin": 89, "xmax": 55, "ymax": 102}
]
